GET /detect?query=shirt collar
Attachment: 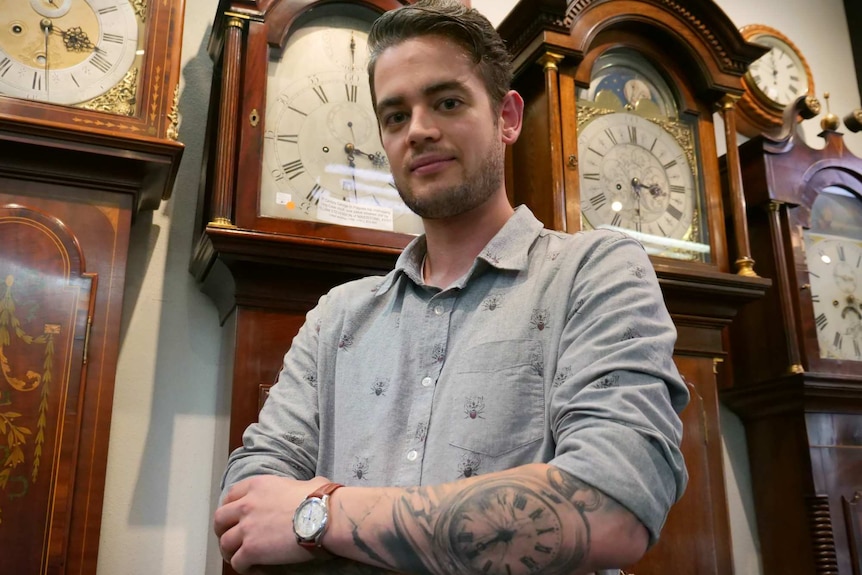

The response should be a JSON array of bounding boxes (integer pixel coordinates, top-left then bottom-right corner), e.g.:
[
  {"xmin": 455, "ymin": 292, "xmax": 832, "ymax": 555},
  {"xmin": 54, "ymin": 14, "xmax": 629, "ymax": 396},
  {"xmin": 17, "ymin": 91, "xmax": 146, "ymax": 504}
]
[{"xmin": 375, "ymin": 205, "xmax": 544, "ymax": 296}]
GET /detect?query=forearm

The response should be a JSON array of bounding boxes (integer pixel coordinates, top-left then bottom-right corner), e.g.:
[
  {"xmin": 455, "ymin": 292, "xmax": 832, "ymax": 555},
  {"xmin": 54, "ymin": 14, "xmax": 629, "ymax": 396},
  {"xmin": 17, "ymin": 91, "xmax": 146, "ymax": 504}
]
[{"xmin": 324, "ymin": 463, "xmax": 648, "ymax": 575}]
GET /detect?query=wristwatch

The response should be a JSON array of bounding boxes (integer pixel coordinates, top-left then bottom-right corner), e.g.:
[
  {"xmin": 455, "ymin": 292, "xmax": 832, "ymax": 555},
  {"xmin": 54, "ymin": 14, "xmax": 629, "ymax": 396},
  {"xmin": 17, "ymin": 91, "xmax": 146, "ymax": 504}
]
[{"xmin": 292, "ymin": 482, "xmax": 344, "ymax": 549}]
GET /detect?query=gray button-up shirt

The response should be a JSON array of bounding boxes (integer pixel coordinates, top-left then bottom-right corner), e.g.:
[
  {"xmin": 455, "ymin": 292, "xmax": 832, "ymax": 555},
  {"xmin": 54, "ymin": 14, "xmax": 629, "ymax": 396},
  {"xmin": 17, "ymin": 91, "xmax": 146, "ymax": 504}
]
[{"xmin": 223, "ymin": 205, "xmax": 688, "ymax": 544}]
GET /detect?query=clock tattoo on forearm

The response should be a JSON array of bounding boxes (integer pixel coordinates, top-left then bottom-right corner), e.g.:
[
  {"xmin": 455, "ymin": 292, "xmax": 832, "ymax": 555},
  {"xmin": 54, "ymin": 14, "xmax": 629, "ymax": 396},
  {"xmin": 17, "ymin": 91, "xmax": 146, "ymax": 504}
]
[{"xmin": 348, "ymin": 467, "xmax": 608, "ymax": 575}]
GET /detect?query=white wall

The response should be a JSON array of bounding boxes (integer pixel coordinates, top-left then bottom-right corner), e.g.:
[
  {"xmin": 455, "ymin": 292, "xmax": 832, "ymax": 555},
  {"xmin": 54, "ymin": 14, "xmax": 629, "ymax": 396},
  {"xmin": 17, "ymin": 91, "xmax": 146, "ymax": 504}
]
[{"xmin": 94, "ymin": 1, "xmax": 860, "ymax": 574}]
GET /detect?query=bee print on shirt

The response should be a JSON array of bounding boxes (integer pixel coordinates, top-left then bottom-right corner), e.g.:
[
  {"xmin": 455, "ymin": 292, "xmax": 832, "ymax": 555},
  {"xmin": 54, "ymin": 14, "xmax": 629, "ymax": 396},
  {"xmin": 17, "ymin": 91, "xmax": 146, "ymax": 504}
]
[
  {"xmin": 546, "ymin": 250, "xmax": 561, "ymax": 261},
  {"xmin": 627, "ymin": 261, "xmax": 648, "ymax": 279},
  {"xmin": 464, "ymin": 396, "xmax": 486, "ymax": 420},
  {"xmin": 351, "ymin": 457, "xmax": 370, "ymax": 481},
  {"xmin": 567, "ymin": 298, "xmax": 585, "ymax": 322},
  {"xmin": 284, "ymin": 431, "xmax": 305, "ymax": 446},
  {"xmin": 415, "ymin": 421, "xmax": 428, "ymax": 442},
  {"xmin": 531, "ymin": 309, "xmax": 550, "ymax": 331},
  {"xmin": 303, "ymin": 369, "xmax": 318, "ymax": 388},
  {"xmin": 432, "ymin": 343, "xmax": 446, "ymax": 364},
  {"xmin": 371, "ymin": 378, "xmax": 389, "ymax": 397},
  {"xmin": 531, "ymin": 353, "xmax": 544, "ymax": 377},
  {"xmin": 481, "ymin": 295, "xmax": 502, "ymax": 311},
  {"xmin": 458, "ymin": 452, "xmax": 482, "ymax": 478},
  {"xmin": 482, "ymin": 249, "xmax": 501, "ymax": 265},
  {"xmin": 592, "ymin": 373, "xmax": 619, "ymax": 389},
  {"xmin": 621, "ymin": 327, "xmax": 641, "ymax": 341},
  {"xmin": 553, "ymin": 366, "xmax": 572, "ymax": 388},
  {"xmin": 338, "ymin": 333, "xmax": 354, "ymax": 350}
]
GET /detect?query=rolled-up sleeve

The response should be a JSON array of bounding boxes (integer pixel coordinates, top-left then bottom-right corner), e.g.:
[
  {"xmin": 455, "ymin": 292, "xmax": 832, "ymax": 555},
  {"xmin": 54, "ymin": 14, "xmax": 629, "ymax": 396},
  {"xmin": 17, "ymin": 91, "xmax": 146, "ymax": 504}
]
[
  {"xmin": 219, "ymin": 294, "xmax": 328, "ymax": 500},
  {"xmin": 548, "ymin": 233, "xmax": 689, "ymax": 544}
]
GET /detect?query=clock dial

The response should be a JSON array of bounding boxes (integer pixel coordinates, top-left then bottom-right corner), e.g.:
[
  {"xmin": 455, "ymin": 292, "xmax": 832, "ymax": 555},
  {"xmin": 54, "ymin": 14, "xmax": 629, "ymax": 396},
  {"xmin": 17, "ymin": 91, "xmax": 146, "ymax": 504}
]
[
  {"xmin": 804, "ymin": 232, "xmax": 862, "ymax": 361},
  {"xmin": 578, "ymin": 111, "xmax": 702, "ymax": 259},
  {"xmin": 261, "ymin": 6, "xmax": 423, "ymax": 235},
  {"xmin": 443, "ymin": 483, "xmax": 565, "ymax": 575},
  {"xmin": 746, "ymin": 33, "xmax": 809, "ymax": 108},
  {"xmin": 0, "ymin": 0, "xmax": 140, "ymax": 106},
  {"xmin": 576, "ymin": 48, "xmax": 709, "ymax": 262}
]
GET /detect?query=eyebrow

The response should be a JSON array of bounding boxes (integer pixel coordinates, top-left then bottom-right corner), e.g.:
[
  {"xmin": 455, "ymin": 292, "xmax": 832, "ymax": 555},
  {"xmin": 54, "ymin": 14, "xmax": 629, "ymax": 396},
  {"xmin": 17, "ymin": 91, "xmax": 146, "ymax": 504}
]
[{"xmin": 375, "ymin": 80, "xmax": 468, "ymax": 115}]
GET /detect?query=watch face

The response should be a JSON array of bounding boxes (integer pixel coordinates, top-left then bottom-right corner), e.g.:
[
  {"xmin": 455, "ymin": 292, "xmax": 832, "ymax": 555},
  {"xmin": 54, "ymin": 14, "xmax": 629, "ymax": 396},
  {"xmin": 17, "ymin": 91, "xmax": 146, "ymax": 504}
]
[
  {"xmin": 293, "ymin": 497, "xmax": 326, "ymax": 540},
  {"xmin": 261, "ymin": 4, "xmax": 423, "ymax": 235},
  {"xmin": 804, "ymin": 232, "xmax": 862, "ymax": 361},
  {"xmin": 746, "ymin": 33, "xmax": 809, "ymax": 108},
  {"xmin": 0, "ymin": 0, "xmax": 142, "ymax": 108}
]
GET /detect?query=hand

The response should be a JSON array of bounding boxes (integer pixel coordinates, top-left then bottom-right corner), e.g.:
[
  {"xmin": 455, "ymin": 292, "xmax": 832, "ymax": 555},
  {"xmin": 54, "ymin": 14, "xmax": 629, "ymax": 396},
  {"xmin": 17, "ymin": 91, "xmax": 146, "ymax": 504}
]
[
  {"xmin": 353, "ymin": 148, "xmax": 389, "ymax": 169},
  {"xmin": 214, "ymin": 475, "xmax": 332, "ymax": 574},
  {"xmin": 51, "ymin": 25, "xmax": 103, "ymax": 54}
]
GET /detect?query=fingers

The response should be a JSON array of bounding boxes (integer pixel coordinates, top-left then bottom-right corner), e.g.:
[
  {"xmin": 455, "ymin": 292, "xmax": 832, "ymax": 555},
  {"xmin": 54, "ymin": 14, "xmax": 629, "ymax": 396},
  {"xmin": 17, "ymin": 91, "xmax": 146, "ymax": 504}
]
[{"xmin": 223, "ymin": 477, "xmax": 252, "ymax": 504}]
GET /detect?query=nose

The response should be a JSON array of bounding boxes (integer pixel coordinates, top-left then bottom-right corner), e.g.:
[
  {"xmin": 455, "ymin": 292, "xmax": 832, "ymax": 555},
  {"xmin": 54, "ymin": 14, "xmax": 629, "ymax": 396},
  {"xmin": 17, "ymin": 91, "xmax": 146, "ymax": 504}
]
[{"xmin": 407, "ymin": 107, "xmax": 441, "ymax": 146}]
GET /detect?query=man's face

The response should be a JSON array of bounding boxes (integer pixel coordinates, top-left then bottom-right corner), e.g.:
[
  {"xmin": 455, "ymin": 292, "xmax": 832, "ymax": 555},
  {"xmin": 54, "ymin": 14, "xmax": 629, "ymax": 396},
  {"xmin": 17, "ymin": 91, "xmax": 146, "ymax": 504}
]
[{"xmin": 372, "ymin": 35, "xmax": 507, "ymax": 219}]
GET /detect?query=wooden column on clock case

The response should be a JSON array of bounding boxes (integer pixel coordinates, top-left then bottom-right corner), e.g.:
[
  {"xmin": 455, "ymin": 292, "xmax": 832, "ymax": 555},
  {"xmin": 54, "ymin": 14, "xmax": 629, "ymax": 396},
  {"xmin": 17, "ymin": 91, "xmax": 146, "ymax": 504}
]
[
  {"xmin": 498, "ymin": 1, "xmax": 771, "ymax": 573},
  {"xmin": 718, "ymin": 95, "xmax": 758, "ymax": 277}
]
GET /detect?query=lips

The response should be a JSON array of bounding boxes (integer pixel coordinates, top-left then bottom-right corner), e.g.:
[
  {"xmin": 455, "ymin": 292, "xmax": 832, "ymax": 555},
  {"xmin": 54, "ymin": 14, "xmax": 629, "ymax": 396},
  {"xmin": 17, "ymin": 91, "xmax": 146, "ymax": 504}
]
[{"xmin": 409, "ymin": 153, "xmax": 455, "ymax": 174}]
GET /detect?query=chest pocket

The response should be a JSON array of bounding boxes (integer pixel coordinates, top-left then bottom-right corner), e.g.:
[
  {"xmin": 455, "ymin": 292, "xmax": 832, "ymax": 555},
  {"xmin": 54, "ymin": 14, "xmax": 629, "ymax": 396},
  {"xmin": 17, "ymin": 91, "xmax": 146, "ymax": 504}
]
[{"xmin": 442, "ymin": 339, "xmax": 545, "ymax": 457}]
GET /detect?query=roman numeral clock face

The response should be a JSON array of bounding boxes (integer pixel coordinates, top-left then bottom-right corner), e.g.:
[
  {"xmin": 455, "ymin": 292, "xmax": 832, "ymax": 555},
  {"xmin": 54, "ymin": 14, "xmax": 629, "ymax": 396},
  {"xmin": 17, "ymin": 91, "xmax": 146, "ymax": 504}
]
[
  {"xmin": 260, "ymin": 7, "xmax": 423, "ymax": 235},
  {"xmin": 0, "ymin": 0, "xmax": 139, "ymax": 106},
  {"xmin": 578, "ymin": 111, "xmax": 702, "ymax": 259},
  {"xmin": 746, "ymin": 33, "xmax": 809, "ymax": 109},
  {"xmin": 804, "ymin": 233, "xmax": 862, "ymax": 361}
]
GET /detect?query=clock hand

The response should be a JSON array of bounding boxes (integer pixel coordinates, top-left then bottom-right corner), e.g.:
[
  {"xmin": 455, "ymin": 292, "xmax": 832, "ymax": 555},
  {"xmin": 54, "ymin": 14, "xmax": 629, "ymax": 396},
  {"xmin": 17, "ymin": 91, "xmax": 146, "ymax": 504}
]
[
  {"xmin": 40, "ymin": 19, "xmax": 51, "ymax": 99},
  {"xmin": 352, "ymin": 147, "xmax": 389, "ymax": 168},
  {"xmin": 350, "ymin": 32, "xmax": 356, "ymax": 68},
  {"xmin": 631, "ymin": 177, "xmax": 643, "ymax": 229},
  {"xmin": 51, "ymin": 25, "xmax": 106, "ymax": 55}
]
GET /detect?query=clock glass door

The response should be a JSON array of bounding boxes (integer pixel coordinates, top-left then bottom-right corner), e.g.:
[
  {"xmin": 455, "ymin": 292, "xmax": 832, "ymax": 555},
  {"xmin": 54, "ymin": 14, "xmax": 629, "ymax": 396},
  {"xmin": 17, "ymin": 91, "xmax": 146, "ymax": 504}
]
[
  {"xmin": 803, "ymin": 186, "xmax": 862, "ymax": 361},
  {"xmin": 259, "ymin": 3, "xmax": 423, "ymax": 235},
  {"xmin": 576, "ymin": 48, "xmax": 710, "ymax": 262}
]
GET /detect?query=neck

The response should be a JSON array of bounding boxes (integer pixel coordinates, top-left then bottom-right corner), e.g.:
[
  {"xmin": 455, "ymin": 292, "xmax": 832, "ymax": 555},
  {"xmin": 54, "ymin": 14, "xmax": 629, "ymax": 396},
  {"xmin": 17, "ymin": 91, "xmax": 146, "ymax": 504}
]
[{"xmin": 421, "ymin": 192, "xmax": 514, "ymax": 288}]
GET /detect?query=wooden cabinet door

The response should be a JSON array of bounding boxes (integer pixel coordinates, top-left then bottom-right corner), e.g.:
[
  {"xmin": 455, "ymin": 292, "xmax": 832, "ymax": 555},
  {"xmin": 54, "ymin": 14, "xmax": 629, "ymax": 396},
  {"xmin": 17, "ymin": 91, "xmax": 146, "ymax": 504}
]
[
  {"xmin": 628, "ymin": 354, "xmax": 732, "ymax": 574},
  {"xmin": 0, "ymin": 181, "xmax": 133, "ymax": 574}
]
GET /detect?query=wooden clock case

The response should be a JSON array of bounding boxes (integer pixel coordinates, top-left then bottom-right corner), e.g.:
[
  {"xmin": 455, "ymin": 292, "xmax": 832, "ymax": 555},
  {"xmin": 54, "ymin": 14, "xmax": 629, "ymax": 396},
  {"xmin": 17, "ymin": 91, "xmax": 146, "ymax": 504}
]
[
  {"xmin": 722, "ymin": 112, "xmax": 862, "ymax": 575},
  {"xmin": 0, "ymin": 1, "xmax": 185, "ymax": 572}
]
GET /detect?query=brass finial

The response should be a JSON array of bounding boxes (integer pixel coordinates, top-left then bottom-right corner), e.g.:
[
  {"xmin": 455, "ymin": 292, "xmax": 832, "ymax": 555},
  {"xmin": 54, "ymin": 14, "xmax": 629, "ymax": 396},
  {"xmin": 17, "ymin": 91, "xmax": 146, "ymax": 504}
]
[
  {"xmin": 820, "ymin": 92, "xmax": 840, "ymax": 131},
  {"xmin": 844, "ymin": 108, "xmax": 862, "ymax": 133}
]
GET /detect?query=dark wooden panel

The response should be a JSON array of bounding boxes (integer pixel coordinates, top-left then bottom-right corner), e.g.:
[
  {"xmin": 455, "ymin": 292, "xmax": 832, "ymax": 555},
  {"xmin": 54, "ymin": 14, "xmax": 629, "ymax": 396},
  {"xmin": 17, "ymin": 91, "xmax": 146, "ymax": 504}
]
[
  {"xmin": 0, "ymin": 183, "xmax": 133, "ymax": 575},
  {"xmin": 628, "ymin": 354, "xmax": 732, "ymax": 574},
  {"xmin": 844, "ymin": 492, "xmax": 862, "ymax": 575},
  {"xmin": 0, "ymin": 205, "xmax": 95, "ymax": 575}
]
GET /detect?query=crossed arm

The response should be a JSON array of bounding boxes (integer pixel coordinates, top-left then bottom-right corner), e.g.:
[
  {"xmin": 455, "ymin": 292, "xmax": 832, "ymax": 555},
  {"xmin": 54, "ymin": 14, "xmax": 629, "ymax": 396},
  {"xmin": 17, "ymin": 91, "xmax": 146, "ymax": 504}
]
[{"xmin": 214, "ymin": 462, "xmax": 648, "ymax": 575}]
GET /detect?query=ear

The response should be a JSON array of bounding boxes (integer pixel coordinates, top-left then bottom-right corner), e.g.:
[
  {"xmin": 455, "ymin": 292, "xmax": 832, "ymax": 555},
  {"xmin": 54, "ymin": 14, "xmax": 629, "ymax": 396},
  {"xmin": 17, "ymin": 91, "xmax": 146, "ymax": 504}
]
[{"xmin": 498, "ymin": 90, "xmax": 524, "ymax": 145}]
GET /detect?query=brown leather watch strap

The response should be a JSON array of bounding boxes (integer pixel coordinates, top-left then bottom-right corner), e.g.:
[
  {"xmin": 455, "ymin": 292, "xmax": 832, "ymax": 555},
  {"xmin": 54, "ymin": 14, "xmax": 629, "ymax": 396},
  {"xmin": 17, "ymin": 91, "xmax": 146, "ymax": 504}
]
[{"xmin": 307, "ymin": 482, "xmax": 344, "ymax": 500}]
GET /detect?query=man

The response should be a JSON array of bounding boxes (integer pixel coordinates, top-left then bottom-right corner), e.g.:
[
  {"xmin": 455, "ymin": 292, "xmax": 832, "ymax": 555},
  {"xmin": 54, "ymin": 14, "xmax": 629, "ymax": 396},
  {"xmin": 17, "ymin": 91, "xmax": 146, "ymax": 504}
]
[{"xmin": 214, "ymin": 1, "xmax": 689, "ymax": 574}]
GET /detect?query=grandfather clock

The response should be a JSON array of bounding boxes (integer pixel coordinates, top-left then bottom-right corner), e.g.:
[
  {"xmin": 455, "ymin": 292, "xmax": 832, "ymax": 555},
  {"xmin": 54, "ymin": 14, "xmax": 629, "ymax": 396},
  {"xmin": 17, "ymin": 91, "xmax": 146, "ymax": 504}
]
[
  {"xmin": 497, "ymin": 0, "xmax": 771, "ymax": 572},
  {"xmin": 0, "ymin": 0, "xmax": 186, "ymax": 572},
  {"xmin": 190, "ymin": 19, "xmax": 434, "ymax": 575},
  {"xmin": 722, "ymin": 100, "xmax": 862, "ymax": 575}
]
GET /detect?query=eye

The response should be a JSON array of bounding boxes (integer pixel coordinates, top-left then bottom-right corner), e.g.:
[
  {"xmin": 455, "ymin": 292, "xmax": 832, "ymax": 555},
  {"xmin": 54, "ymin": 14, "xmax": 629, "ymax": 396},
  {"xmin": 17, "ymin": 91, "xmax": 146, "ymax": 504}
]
[
  {"xmin": 383, "ymin": 111, "xmax": 408, "ymax": 127},
  {"xmin": 439, "ymin": 98, "xmax": 461, "ymax": 111}
]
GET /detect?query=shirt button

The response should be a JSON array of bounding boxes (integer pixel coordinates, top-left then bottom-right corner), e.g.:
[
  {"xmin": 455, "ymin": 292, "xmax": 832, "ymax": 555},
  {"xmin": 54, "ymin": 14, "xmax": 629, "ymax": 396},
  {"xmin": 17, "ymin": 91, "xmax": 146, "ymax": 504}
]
[
  {"xmin": 434, "ymin": 304, "xmax": 444, "ymax": 316},
  {"xmin": 407, "ymin": 450, "xmax": 418, "ymax": 461},
  {"xmin": 421, "ymin": 376, "xmax": 433, "ymax": 387}
]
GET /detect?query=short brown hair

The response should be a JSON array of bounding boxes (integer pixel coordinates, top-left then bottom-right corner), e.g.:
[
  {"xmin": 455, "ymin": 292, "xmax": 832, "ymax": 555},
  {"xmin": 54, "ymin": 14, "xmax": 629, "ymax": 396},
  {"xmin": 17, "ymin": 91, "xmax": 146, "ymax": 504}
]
[{"xmin": 367, "ymin": 0, "xmax": 513, "ymax": 109}]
